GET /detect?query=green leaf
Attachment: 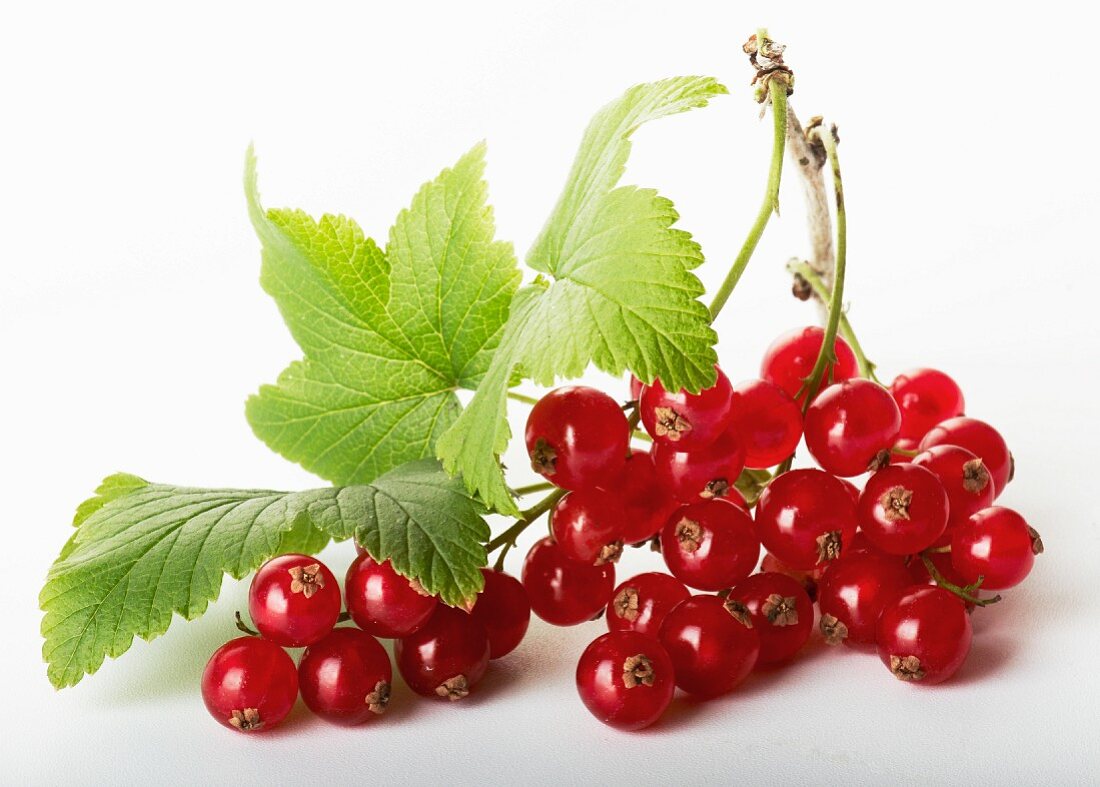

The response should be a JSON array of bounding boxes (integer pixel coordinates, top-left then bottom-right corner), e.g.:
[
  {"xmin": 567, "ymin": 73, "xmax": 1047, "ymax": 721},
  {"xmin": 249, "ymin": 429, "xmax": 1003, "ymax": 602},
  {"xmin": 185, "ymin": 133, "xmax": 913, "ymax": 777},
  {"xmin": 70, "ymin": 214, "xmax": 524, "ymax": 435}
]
[
  {"xmin": 41, "ymin": 460, "xmax": 488, "ymax": 688},
  {"xmin": 437, "ymin": 77, "xmax": 725, "ymax": 514},
  {"xmin": 245, "ymin": 142, "xmax": 520, "ymax": 487}
]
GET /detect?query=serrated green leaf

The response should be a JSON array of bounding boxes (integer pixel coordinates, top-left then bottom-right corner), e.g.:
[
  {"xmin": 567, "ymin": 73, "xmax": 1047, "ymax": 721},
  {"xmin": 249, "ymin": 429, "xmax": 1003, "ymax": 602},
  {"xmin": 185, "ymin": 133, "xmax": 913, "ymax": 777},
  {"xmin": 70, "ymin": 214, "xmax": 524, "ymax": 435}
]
[
  {"xmin": 245, "ymin": 143, "xmax": 520, "ymax": 486},
  {"xmin": 41, "ymin": 460, "xmax": 488, "ymax": 689},
  {"xmin": 438, "ymin": 77, "xmax": 725, "ymax": 514}
]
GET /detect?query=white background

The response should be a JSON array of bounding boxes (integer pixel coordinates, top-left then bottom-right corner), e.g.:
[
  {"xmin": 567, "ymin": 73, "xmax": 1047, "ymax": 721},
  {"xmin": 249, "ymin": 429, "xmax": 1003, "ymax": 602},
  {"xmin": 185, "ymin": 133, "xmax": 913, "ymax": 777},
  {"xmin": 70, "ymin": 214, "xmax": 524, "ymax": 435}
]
[{"xmin": 3, "ymin": 2, "xmax": 1099, "ymax": 784}]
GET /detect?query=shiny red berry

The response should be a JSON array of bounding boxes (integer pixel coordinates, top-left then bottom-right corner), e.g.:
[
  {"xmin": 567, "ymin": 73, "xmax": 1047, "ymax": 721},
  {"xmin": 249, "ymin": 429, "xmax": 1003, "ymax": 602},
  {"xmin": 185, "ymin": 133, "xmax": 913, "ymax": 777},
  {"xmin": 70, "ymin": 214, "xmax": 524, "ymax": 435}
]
[
  {"xmin": 611, "ymin": 449, "xmax": 682, "ymax": 544},
  {"xmin": 247, "ymin": 554, "xmax": 341, "ymax": 647},
  {"xmin": 889, "ymin": 368, "xmax": 965, "ymax": 440},
  {"xmin": 201, "ymin": 637, "xmax": 298, "ymax": 733},
  {"xmin": 755, "ymin": 469, "xmax": 858, "ymax": 570},
  {"xmin": 726, "ymin": 378, "xmax": 803, "ymax": 468},
  {"xmin": 804, "ymin": 379, "xmax": 902, "ymax": 476},
  {"xmin": 639, "ymin": 366, "xmax": 735, "ymax": 450},
  {"xmin": 550, "ymin": 489, "xmax": 624, "ymax": 565},
  {"xmin": 913, "ymin": 444, "xmax": 996, "ymax": 529},
  {"xmin": 525, "ymin": 386, "xmax": 630, "ymax": 491},
  {"xmin": 727, "ymin": 572, "xmax": 814, "ymax": 665},
  {"xmin": 576, "ymin": 631, "xmax": 675, "ymax": 731},
  {"xmin": 652, "ymin": 425, "xmax": 746, "ymax": 503},
  {"xmin": 658, "ymin": 595, "xmax": 760, "ymax": 696},
  {"xmin": 759, "ymin": 552, "xmax": 824, "ymax": 602},
  {"xmin": 395, "ymin": 605, "xmax": 490, "ymax": 701},
  {"xmin": 659, "ymin": 499, "xmax": 759, "ymax": 591},
  {"xmin": 522, "ymin": 537, "xmax": 615, "ymax": 626},
  {"xmin": 298, "ymin": 627, "xmax": 392, "ymax": 725},
  {"xmin": 760, "ymin": 326, "xmax": 858, "ymax": 404},
  {"xmin": 950, "ymin": 506, "xmax": 1042, "ymax": 590},
  {"xmin": 858, "ymin": 463, "xmax": 949, "ymax": 555},
  {"xmin": 877, "ymin": 586, "xmax": 972, "ymax": 685},
  {"xmin": 817, "ymin": 553, "xmax": 913, "ymax": 646},
  {"xmin": 629, "ymin": 374, "xmax": 644, "ymax": 401},
  {"xmin": 345, "ymin": 554, "xmax": 438, "ymax": 638},
  {"xmin": 607, "ymin": 572, "xmax": 691, "ymax": 637},
  {"xmin": 470, "ymin": 568, "xmax": 531, "ymax": 658},
  {"xmin": 919, "ymin": 416, "xmax": 1012, "ymax": 496}
]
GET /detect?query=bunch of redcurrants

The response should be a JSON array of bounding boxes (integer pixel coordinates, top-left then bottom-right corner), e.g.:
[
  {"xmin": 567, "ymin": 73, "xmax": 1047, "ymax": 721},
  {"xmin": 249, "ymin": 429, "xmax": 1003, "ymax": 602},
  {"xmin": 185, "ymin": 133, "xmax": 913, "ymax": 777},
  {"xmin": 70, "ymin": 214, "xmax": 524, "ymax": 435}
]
[{"xmin": 200, "ymin": 325, "xmax": 1040, "ymax": 734}]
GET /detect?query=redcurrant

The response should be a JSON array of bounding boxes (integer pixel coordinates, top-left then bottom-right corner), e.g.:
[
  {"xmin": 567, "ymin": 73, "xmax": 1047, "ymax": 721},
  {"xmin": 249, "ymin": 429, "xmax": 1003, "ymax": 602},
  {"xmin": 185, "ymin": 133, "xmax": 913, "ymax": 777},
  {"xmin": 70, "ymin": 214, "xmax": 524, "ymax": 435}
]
[
  {"xmin": 727, "ymin": 572, "xmax": 813, "ymax": 665},
  {"xmin": 877, "ymin": 586, "xmax": 972, "ymax": 685},
  {"xmin": 470, "ymin": 568, "xmax": 531, "ymax": 658},
  {"xmin": 759, "ymin": 552, "xmax": 823, "ymax": 602},
  {"xmin": 345, "ymin": 554, "xmax": 438, "ymax": 638},
  {"xmin": 919, "ymin": 416, "xmax": 1012, "ymax": 496},
  {"xmin": 658, "ymin": 595, "xmax": 760, "ymax": 697},
  {"xmin": 912, "ymin": 445, "xmax": 995, "ymax": 528},
  {"xmin": 201, "ymin": 637, "xmax": 298, "ymax": 733},
  {"xmin": 659, "ymin": 499, "xmax": 759, "ymax": 591},
  {"xmin": 576, "ymin": 631, "xmax": 675, "ymax": 731},
  {"xmin": 247, "ymin": 554, "xmax": 341, "ymax": 647},
  {"xmin": 755, "ymin": 469, "xmax": 858, "ymax": 570},
  {"xmin": 804, "ymin": 379, "xmax": 902, "ymax": 476},
  {"xmin": 394, "ymin": 605, "xmax": 491, "ymax": 701},
  {"xmin": 298, "ymin": 627, "xmax": 392, "ymax": 725},
  {"xmin": 550, "ymin": 490, "xmax": 624, "ymax": 565},
  {"xmin": 726, "ymin": 378, "xmax": 803, "ymax": 468},
  {"xmin": 760, "ymin": 326, "xmax": 858, "ymax": 404},
  {"xmin": 629, "ymin": 374, "xmax": 644, "ymax": 401},
  {"xmin": 652, "ymin": 425, "xmax": 745, "ymax": 503},
  {"xmin": 639, "ymin": 366, "xmax": 735, "ymax": 450},
  {"xmin": 857, "ymin": 463, "xmax": 949, "ymax": 555},
  {"xmin": 950, "ymin": 506, "xmax": 1042, "ymax": 590},
  {"xmin": 610, "ymin": 449, "xmax": 682, "ymax": 544},
  {"xmin": 607, "ymin": 572, "xmax": 691, "ymax": 637},
  {"xmin": 525, "ymin": 386, "xmax": 630, "ymax": 491},
  {"xmin": 522, "ymin": 537, "xmax": 615, "ymax": 626},
  {"xmin": 889, "ymin": 368, "xmax": 965, "ymax": 440},
  {"xmin": 817, "ymin": 553, "xmax": 913, "ymax": 647}
]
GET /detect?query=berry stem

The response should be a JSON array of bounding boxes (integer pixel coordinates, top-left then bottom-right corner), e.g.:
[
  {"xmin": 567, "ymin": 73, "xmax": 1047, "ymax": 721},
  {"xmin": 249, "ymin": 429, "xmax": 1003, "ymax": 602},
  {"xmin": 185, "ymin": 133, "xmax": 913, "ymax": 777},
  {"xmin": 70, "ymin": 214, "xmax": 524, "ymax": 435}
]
[
  {"xmin": 785, "ymin": 107, "xmax": 834, "ymax": 296},
  {"xmin": 511, "ymin": 481, "xmax": 555, "ymax": 497},
  {"xmin": 919, "ymin": 553, "xmax": 1002, "ymax": 607},
  {"xmin": 488, "ymin": 488, "xmax": 568, "ymax": 570},
  {"xmin": 234, "ymin": 610, "xmax": 259, "ymax": 637},
  {"xmin": 786, "ymin": 258, "xmax": 880, "ymax": 382},
  {"xmin": 708, "ymin": 29, "xmax": 790, "ymax": 322},
  {"xmin": 507, "ymin": 391, "xmax": 539, "ymax": 407}
]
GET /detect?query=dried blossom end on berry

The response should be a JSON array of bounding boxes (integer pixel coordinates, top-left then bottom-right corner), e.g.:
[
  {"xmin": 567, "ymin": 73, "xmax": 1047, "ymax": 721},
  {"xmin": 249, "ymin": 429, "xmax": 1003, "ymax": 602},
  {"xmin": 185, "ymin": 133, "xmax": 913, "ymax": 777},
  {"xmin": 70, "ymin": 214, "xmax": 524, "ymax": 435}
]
[{"xmin": 622, "ymin": 654, "xmax": 656, "ymax": 688}]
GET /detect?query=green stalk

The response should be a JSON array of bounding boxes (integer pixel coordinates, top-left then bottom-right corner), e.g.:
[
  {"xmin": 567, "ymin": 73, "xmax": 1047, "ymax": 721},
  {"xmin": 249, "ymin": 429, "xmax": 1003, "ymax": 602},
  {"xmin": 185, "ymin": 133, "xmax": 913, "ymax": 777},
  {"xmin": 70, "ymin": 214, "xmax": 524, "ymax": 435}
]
[
  {"xmin": 488, "ymin": 488, "xmax": 567, "ymax": 570},
  {"xmin": 708, "ymin": 30, "xmax": 789, "ymax": 321}
]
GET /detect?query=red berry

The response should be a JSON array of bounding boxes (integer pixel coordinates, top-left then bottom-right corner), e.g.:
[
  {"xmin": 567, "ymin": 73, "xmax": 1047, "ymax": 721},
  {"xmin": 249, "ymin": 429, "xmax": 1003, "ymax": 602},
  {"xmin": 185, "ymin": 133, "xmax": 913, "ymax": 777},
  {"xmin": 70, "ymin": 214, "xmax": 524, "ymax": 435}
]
[
  {"xmin": 470, "ymin": 568, "xmax": 531, "ymax": 659},
  {"xmin": 760, "ymin": 326, "xmax": 858, "ymax": 404},
  {"xmin": 659, "ymin": 499, "xmax": 759, "ymax": 591},
  {"xmin": 919, "ymin": 417, "xmax": 1012, "ymax": 496},
  {"xmin": 550, "ymin": 490, "xmax": 624, "ymax": 565},
  {"xmin": 576, "ymin": 631, "xmax": 675, "ymax": 731},
  {"xmin": 639, "ymin": 366, "xmax": 735, "ymax": 450},
  {"xmin": 607, "ymin": 572, "xmax": 691, "ymax": 637},
  {"xmin": 817, "ymin": 553, "xmax": 913, "ymax": 646},
  {"xmin": 726, "ymin": 378, "xmax": 803, "ymax": 468},
  {"xmin": 525, "ymin": 386, "xmax": 630, "ymax": 491},
  {"xmin": 727, "ymin": 572, "xmax": 814, "ymax": 665},
  {"xmin": 629, "ymin": 374, "xmax": 644, "ymax": 401},
  {"xmin": 201, "ymin": 637, "xmax": 298, "ymax": 733},
  {"xmin": 345, "ymin": 554, "xmax": 438, "ymax": 638},
  {"xmin": 950, "ymin": 506, "xmax": 1042, "ymax": 590},
  {"xmin": 755, "ymin": 469, "xmax": 858, "ymax": 570},
  {"xmin": 652, "ymin": 425, "xmax": 746, "ymax": 503},
  {"xmin": 522, "ymin": 537, "xmax": 615, "ymax": 626},
  {"xmin": 394, "ymin": 605, "xmax": 490, "ymax": 701},
  {"xmin": 759, "ymin": 552, "xmax": 824, "ymax": 602},
  {"xmin": 611, "ymin": 450, "xmax": 682, "ymax": 544},
  {"xmin": 877, "ymin": 586, "xmax": 972, "ymax": 685},
  {"xmin": 298, "ymin": 627, "xmax": 392, "ymax": 725},
  {"xmin": 890, "ymin": 368, "xmax": 965, "ymax": 440},
  {"xmin": 804, "ymin": 379, "xmax": 902, "ymax": 476},
  {"xmin": 658, "ymin": 595, "xmax": 760, "ymax": 697},
  {"xmin": 247, "ymin": 554, "xmax": 341, "ymax": 647},
  {"xmin": 913, "ymin": 445, "xmax": 996, "ymax": 529},
  {"xmin": 839, "ymin": 478, "xmax": 861, "ymax": 506},
  {"xmin": 858, "ymin": 463, "xmax": 950, "ymax": 555}
]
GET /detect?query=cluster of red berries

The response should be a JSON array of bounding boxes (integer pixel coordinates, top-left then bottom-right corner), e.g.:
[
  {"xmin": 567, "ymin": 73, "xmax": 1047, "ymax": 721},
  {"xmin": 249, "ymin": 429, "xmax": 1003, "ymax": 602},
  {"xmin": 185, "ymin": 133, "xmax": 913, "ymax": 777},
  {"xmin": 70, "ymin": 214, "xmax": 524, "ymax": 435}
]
[
  {"xmin": 201, "ymin": 550, "xmax": 531, "ymax": 732},
  {"xmin": 200, "ymin": 324, "xmax": 1041, "ymax": 734},
  {"xmin": 521, "ymin": 326, "xmax": 1041, "ymax": 731}
]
